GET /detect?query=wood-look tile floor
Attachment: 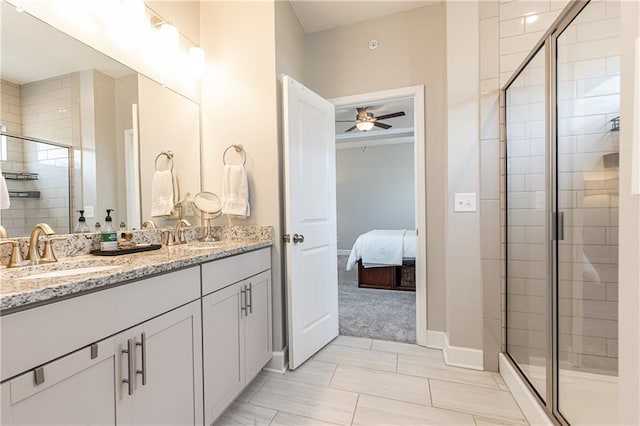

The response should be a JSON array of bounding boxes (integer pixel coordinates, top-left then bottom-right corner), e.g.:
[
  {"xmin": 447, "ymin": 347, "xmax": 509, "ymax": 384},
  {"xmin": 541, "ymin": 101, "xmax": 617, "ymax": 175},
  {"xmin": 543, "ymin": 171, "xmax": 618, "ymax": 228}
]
[{"xmin": 214, "ymin": 336, "xmax": 529, "ymax": 426}]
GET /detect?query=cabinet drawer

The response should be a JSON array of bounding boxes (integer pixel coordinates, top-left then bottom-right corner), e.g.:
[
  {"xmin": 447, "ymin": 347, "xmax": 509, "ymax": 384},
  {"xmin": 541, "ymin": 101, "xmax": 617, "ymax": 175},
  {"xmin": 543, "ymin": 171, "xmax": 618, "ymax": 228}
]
[
  {"xmin": 1, "ymin": 266, "xmax": 200, "ymax": 382},
  {"xmin": 9, "ymin": 338, "xmax": 115, "ymax": 405},
  {"xmin": 201, "ymin": 248, "xmax": 271, "ymax": 296}
]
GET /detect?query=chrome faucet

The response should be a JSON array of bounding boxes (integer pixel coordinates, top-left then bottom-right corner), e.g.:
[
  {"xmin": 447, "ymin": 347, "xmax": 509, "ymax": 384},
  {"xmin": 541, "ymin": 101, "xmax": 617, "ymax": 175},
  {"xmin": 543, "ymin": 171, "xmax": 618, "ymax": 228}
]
[
  {"xmin": 174, "ymin": 219, "xmax": 191, "ymax": 245},
  {"xmin": 142, "ymin": 219, "xmax": 157, "ymax": 229},
  {"xmin": 27, "ymin": 223, "xmax": 55, "ymax": 264}
]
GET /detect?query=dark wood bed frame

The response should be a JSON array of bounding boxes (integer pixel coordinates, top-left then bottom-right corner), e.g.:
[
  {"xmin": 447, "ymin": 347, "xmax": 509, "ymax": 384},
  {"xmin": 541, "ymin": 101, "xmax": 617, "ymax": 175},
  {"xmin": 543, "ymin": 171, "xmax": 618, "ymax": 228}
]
[{"xmin": 357, "ymin": 259, "xmax": 415, "ymax": 291}]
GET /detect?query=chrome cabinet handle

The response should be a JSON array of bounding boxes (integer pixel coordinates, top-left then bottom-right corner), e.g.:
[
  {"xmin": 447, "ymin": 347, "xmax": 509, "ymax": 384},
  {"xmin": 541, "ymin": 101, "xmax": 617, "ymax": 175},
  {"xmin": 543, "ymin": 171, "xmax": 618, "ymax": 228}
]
[
  {"xmin": 293, "ymin": 234, "xmax": 304, "ymax": 244},
  {"xmin": 240, "ymin": 286, "xmax": 247, "ymax": 316},
  {"xmin": 122, "ymin": 338, "xmax": 135, "ymax": 395},
  {"xmin": 247, "ymin": 283, "xmax": 253, "ymax": 314},
  {"xmin": 136, "ymin": 332, "xmax": 147, "ymax": 386}
]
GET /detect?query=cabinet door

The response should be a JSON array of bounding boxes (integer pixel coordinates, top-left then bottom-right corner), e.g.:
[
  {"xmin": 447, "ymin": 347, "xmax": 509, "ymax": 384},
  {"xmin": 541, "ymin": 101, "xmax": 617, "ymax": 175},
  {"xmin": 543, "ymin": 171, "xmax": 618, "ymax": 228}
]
[
  {"xmin": 1, "ymin": 338, "xmax": 116, "ymax": 426},
  {"xmin": 244, "ymin": 271, "xmax": 273, "ymax": 381},
  {"xmin": 202, "ymin": 282, "xmax": 245, "ymax": 425},
  {"xmin": 118, "ymin": 301, "xmax": 203, "ymax": 426}
]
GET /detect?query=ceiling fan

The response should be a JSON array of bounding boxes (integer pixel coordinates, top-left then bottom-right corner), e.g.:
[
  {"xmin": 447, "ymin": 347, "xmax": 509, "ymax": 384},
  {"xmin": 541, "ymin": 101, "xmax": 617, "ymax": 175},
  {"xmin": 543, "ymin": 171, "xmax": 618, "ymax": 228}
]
[{"xmin": 336, "ymin": 107, "xmax": 406, "ymax": 132}]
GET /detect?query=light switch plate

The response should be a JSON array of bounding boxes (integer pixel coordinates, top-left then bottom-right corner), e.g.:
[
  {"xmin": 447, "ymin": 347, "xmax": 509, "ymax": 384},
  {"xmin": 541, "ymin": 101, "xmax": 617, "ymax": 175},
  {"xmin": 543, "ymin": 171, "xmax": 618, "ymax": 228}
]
[
  {"xmin": 84, "ymin": 205, "xmax": 94, "ymax": 218},
  {"xmin": 454, "ymin": 193, "xmax": 477, "ymax": 212}
]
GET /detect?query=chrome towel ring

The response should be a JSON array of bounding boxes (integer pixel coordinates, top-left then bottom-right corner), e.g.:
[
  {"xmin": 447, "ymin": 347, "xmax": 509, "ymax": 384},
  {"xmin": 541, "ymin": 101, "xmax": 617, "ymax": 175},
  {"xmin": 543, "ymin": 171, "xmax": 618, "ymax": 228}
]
[
  {"xmin": 155, "ymin": 151, "xmax": 174, "ymax": 172},
  {"xmin": 223, "ymin": 144, "xmax": 246, "ymax": 166}
]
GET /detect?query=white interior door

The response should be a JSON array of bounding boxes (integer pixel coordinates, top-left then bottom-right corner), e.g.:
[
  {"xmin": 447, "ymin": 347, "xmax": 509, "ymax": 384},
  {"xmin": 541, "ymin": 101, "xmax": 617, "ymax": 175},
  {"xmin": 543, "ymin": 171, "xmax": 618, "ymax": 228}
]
[{"xmin": 283, "ymin": 75, "xmax": 338, "ymax": 370}]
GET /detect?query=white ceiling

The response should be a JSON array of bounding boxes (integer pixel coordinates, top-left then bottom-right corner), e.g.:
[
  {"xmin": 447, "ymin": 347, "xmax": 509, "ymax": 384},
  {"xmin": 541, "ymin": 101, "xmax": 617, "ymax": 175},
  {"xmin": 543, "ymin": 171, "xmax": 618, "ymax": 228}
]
[
  {"xmin": 335, "ymin": 97, "xmax": 414, "ymax": 141},
  {"xmin": 290, "ymin": 0, "xmax": 440, "ymax": 34},
  {"xmin": 1, "ymin": 1, "xmax": 134, "ymax": 85}
]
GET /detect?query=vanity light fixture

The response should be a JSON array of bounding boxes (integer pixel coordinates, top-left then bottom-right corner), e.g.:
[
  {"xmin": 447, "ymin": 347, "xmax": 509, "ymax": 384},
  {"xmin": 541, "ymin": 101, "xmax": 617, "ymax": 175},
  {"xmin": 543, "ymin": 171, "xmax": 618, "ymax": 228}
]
[
  {"xmin": 356, "ymin": 120, "xmax": 375, "ymax": 132},
  {"xmin": 151, "ymin": 15, "xmax": 179, "ymax": 49}
]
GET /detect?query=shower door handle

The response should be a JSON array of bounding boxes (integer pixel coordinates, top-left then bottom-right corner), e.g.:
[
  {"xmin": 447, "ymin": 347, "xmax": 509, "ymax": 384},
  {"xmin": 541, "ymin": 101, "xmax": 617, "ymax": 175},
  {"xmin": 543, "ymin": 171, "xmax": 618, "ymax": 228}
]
[{"xmin": 555, "ymin": 211, "xmax": 565, "ymax": 241}]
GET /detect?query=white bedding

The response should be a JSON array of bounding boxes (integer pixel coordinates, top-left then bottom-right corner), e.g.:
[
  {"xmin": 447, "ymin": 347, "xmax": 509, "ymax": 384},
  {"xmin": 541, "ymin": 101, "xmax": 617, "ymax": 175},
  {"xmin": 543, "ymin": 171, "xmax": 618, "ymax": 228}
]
[{"xmin": 346, "ymin": 229, "xmax": 416, "ymax": 271}]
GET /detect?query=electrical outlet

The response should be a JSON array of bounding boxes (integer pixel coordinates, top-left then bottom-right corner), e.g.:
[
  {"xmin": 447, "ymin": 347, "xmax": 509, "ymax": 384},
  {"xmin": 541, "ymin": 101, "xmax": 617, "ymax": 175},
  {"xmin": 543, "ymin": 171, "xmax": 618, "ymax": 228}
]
[
  {"xmin": 454, "ymin": 193, "xmax": 476, "ymax": 212},
  {"xmin": 85, "ymin": 205, "xmax": 94, "ymax": 218}
]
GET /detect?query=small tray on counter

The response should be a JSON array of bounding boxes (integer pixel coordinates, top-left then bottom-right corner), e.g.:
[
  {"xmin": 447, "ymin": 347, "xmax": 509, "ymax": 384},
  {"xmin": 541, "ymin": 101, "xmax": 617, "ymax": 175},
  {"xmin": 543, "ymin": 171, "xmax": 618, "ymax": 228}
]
[{"xmin": 90, "ymin": 244, "xmax": 162, "ymax": 256}]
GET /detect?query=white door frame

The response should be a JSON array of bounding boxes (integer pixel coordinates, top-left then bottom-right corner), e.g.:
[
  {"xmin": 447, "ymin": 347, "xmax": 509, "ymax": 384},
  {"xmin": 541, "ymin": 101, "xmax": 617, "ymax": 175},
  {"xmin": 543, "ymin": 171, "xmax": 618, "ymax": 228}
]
[{"xmin": 330, "ymin": 85, "xmax": 427, "ymax": 346}]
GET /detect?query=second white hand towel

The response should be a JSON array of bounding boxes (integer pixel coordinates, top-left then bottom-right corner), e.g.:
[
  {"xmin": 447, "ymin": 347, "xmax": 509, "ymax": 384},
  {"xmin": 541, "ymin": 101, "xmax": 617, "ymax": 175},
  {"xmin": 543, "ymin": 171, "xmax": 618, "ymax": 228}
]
[
  {"xmin": 0, "ymin": 175, "xmax": 10, "ymax": 210},
  {"xmin": 222, "ymin": 164, "xmax": 250, "ymax": 218},
  {"xmin": 151, "ymin": 169, "xmax": 174, "ymax": 217}
]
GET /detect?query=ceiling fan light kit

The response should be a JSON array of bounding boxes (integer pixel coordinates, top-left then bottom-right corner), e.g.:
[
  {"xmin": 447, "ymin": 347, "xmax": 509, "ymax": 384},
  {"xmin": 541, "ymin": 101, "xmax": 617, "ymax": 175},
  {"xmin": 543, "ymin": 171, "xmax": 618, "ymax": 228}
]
[
  {"xmin": 356, "ymin": 120, "xmax": 375, "ymax": 131},
  {"xmin": 337, "ymin": 106, "xmax": 406, "ymax": 133}
]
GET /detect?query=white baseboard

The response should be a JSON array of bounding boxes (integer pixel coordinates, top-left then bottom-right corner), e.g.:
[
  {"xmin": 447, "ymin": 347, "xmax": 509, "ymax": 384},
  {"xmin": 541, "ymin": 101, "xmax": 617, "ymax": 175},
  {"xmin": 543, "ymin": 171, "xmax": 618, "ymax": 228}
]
[
  {"xmin": 425, "ymin": 330, "xmax": 484, "ymax": 370},
  {"xmin": 263, "ymin": 348, "xmax": 288, "ymax": 374},
  {"xmin": 444, "ymin": 343, "xmax": 484, "ymax": 371},
  {"xmin": 425, "ymin": 330, "xmax": 447, "ymax": 349},
  {"xmin": 337, "ymin": 249, "xmax": 351, "ymax": 256},
  {"xmin": 499, "ymin": 354, "xmax": 553, "ymax": 426}
]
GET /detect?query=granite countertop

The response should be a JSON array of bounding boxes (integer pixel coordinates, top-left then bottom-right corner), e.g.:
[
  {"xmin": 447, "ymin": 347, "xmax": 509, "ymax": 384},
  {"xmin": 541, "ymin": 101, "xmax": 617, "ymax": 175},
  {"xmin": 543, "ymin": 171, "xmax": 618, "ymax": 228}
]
[{"xmin": 0, "ymin": 238, "xmax": 272, "ymax": 314}]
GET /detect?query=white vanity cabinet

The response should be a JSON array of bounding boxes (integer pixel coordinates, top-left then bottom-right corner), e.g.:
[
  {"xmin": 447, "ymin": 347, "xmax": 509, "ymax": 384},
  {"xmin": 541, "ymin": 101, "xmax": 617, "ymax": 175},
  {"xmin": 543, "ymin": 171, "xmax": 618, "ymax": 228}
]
[
  {"xmin": 201, "ymin": 248, "xmax": 272, "ymax": 425},
  {"xmin": 0, "ymin": 266, "xmax": 203, "ymax": 426}
]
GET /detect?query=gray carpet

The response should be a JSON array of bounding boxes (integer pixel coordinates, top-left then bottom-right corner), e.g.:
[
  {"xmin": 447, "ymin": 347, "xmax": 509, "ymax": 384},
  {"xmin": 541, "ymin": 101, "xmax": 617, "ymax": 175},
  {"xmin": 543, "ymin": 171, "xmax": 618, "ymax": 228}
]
[{"xmin": 338, "ymin": 255, "xmax": 416, "ymax": 343}]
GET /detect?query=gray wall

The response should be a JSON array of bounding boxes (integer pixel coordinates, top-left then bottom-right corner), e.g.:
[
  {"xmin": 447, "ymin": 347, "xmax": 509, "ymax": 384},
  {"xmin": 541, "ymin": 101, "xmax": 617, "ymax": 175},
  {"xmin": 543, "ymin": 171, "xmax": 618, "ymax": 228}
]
[{"xmin": 336, "ymin": 143, "xmax": 415, "ymax": 251}]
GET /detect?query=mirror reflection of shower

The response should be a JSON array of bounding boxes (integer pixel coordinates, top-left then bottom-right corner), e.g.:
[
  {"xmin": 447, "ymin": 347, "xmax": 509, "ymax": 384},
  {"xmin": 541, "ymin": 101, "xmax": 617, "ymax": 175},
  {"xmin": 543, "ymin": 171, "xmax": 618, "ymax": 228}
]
[{"xmin": 0, "ymin": 132, "xmax": 72, "ymax": 237}]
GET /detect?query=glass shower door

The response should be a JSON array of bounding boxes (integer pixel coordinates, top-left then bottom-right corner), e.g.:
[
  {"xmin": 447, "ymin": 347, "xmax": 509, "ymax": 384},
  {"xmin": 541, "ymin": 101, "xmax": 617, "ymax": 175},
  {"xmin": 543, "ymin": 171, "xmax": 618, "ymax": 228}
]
[
  {"xmin": 555, "ymin": 1, "xmax": 620, "ymax": 423},
  {"xmin": 506, "ymin": 45, "xmax": 549, "ymax": 402}
]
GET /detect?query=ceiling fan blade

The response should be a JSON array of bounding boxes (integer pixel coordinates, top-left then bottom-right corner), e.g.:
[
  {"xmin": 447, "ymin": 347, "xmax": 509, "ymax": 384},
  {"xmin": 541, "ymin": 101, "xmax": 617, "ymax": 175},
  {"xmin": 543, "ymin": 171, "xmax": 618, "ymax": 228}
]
[
  {"xmin": 375, "ymin": 111, "xmax": 406, "ymax": 121},
  {"xmin": 344, "ymin": 125, "xmax": 357, "ymax": 132},
  {"xmin": 335, "ymin": 120, "xmax": 355, "ymax": 122},
  {"xmin": 374, "ymin": 122, "xmax": 392, "ymax": 129}
]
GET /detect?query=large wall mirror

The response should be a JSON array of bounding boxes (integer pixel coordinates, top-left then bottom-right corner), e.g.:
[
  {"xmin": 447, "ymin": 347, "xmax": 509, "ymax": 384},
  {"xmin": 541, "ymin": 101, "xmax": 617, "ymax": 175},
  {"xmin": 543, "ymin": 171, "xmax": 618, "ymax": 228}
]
[{"xmin": 0, "ymin": 0, "xmax": 201, "ymax": 238}]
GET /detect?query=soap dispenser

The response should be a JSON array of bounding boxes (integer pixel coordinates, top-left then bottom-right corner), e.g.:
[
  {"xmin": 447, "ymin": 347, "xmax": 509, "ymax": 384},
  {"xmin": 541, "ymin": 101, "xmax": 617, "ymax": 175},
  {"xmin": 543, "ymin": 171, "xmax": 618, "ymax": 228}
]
[
  {"xmin": 100, "ymin": 209, "xmax": 117, "ymax": 251},
  {"xmin": 74, "ymin": 210, "xmax": 90, "ymax": 233}
]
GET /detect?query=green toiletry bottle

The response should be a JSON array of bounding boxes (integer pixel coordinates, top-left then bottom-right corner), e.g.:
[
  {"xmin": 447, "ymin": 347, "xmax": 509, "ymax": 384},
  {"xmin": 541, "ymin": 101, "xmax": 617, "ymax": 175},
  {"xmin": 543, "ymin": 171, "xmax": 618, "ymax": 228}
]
[
  {"xmin": 75, "ymin": 210, "xmax": 90, "ymax": 233},
  {"xmin": 101, "ymin": 209, "xmax": 117, "ymax": 251}
]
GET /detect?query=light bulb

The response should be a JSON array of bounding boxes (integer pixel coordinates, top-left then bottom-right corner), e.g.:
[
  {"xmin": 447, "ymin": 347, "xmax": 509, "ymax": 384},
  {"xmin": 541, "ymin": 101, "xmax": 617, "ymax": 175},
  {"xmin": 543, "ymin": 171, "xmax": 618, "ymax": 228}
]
[
  {"xmin": 158, "ymin": 22, "xmax": 179, "ymax": 49},
  {"xmin": 356, "ymin": 121, "xmax": 375, "ymax": 131}
]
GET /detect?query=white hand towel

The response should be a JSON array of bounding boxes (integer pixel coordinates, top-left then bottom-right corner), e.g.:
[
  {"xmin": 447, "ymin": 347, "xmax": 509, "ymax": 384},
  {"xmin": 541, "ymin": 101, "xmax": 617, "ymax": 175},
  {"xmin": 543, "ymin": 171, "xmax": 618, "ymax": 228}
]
[
  {"xmin": 222, "ymin": 165, "xmax": 250, "ymax": 218},
  {"xmin": 151, "ymin": 169, "xmax": 174, "ymax": 217},
  {"xmin": 0, "ymin": 175, "xmax": 10, "ymax": 210}
]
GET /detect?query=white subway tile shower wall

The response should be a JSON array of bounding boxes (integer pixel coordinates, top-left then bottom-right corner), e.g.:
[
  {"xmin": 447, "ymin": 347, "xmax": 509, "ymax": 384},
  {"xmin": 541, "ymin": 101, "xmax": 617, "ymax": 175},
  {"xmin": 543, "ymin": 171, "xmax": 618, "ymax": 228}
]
[
  {"xmin": 0, "ymin": 74, "xmax": 77, "ymax": 236},
  {"xmin": 480, "ymin": 1, "xmax": 502, "ymax": 371},
  {"xmin": 499, "ymin": 0, "xmax": 571, "ymax": 86},
  {"xmin": 1, "ymin": 81, "xmax": 27, "ymax": 236}
]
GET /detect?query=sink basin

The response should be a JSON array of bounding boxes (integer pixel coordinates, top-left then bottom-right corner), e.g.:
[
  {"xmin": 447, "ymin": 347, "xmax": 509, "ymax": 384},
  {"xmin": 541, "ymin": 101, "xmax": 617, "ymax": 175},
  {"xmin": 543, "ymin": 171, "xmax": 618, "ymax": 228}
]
[{"xmin": 17, "ymin": 265, "xmax": 122, "ymax": 280}]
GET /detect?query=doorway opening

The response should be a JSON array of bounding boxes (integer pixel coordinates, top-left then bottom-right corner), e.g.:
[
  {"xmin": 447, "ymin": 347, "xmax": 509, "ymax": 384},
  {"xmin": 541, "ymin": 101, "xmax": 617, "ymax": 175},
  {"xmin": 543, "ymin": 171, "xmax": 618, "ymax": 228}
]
[{"xmin": 331, "ymin": 86, "xmax": 427, "ymax": 346}]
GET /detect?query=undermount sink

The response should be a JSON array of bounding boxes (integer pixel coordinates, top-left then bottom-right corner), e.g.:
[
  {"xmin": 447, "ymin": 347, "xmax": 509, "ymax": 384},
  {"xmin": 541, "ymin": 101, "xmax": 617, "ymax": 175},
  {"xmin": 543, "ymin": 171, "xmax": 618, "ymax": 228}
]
[{"xmin": 17, "ymin": 265, "xmax": 122, "ymax": 280}]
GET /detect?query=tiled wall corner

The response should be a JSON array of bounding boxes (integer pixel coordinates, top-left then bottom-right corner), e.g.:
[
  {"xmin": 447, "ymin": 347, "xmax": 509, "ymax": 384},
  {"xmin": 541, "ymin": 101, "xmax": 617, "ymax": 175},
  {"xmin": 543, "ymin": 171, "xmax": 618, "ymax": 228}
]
[{"xmin": 480, "ymin": 0, "xmax": 502, "ymax": 371}]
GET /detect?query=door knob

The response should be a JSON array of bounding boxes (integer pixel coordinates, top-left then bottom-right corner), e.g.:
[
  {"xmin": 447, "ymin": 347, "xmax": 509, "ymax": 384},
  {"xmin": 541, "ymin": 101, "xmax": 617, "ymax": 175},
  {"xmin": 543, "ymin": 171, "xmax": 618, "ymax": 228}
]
[{"xmin": 293, "ymin": 234, "xmax": 304, "ymax": 244}]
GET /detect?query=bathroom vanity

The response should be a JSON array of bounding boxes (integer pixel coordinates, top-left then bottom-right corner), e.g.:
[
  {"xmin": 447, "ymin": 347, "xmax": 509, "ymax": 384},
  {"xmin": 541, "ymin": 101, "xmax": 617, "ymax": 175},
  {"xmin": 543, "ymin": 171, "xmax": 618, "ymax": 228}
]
[{"xmin": 0, "ymin": 234, "xmax": 273, "ymax": 426}]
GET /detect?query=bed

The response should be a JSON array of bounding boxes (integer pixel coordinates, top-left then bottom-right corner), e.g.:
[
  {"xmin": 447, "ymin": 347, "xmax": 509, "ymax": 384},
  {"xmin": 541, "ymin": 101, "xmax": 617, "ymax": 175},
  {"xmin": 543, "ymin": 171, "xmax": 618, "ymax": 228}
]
[{"xmin": 346, "ymin": 230, "xmax": 416, "ymax": 291}]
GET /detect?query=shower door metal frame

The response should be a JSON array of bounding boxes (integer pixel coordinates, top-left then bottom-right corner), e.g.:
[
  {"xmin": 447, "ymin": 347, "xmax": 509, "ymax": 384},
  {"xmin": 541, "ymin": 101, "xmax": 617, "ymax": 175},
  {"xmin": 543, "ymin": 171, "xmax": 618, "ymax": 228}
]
[{"xmin": 502, "ymin": 1, "xmax": 591, "ymax": 425}]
